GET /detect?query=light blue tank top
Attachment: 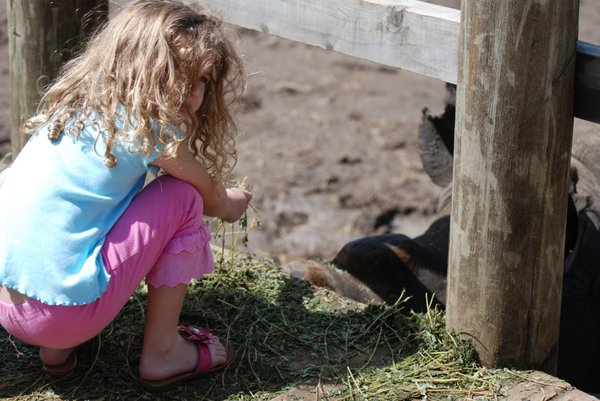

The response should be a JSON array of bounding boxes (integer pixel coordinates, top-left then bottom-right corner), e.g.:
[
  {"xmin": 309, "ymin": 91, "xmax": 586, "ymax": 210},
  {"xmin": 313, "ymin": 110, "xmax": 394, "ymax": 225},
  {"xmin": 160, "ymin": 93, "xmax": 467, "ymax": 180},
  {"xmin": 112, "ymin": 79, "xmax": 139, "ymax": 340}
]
[{"xmin": 0, "ymin": 114, "xmax": 169, "ymax": 305}]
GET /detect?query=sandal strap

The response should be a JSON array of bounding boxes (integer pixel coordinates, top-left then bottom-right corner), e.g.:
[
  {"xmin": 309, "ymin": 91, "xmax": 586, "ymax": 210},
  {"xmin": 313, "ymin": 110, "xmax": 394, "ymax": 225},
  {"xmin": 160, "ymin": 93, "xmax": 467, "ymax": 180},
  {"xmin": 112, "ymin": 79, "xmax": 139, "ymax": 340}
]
[
  {"xmin": 177, "ymin": 325, "xmax": 215, "ymax": 374},
  {"xmin": 195, "ymin": 340, "xmax": 213, "ymax": 374},
  {"xmin": 178, "ymin": 325, "xmax": 215, "ymax": 342}
]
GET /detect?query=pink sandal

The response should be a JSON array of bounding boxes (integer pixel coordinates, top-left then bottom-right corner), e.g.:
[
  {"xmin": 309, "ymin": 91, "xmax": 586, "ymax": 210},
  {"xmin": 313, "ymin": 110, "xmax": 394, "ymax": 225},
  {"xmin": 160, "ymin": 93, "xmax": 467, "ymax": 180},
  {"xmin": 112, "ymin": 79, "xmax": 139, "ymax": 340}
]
[{"xmin": 139, "ymin": 325, "xmax": 234, "ymax": 392}]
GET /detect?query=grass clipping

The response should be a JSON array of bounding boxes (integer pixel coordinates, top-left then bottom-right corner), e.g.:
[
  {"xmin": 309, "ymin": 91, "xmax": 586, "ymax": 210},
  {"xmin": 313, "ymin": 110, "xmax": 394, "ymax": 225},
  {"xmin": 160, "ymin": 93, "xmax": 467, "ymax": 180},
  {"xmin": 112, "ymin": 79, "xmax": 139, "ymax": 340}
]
[{"xmin": 0, "ymin": 249, "xmax": 517, "ymax": 400}]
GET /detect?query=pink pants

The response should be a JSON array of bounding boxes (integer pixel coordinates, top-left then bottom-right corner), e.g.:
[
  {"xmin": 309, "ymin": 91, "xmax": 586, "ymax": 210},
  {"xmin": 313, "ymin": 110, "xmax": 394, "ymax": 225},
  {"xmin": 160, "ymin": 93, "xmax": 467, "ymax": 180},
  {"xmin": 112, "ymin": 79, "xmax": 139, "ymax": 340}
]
[{"xmin": 0, "ymin": 176, "xmax": 214, "ymax": 349}]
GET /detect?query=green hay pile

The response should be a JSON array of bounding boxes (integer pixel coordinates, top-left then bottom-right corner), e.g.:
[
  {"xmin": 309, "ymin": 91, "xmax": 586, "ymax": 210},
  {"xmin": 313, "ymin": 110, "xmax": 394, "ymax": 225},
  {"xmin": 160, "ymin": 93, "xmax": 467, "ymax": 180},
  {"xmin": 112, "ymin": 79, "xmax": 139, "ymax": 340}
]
[{"xmin": 0, "ymin": 251, "xmax": 517, "ymax": 400}]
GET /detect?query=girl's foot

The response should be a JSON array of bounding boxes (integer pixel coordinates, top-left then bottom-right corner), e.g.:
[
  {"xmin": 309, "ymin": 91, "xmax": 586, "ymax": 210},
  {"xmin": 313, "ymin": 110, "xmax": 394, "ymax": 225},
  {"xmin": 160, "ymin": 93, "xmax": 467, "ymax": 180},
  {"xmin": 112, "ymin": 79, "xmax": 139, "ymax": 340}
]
[
  {"xmin": 39, "ymin": 347, "xmax": 76, "ymax": 367},
  {"xmin": 139, "ymin": 327, "xmax": 231, "ymax": 382},
  {"xmin": 40, "ymin": 347, "xmax": 78, "ymax": 376}
]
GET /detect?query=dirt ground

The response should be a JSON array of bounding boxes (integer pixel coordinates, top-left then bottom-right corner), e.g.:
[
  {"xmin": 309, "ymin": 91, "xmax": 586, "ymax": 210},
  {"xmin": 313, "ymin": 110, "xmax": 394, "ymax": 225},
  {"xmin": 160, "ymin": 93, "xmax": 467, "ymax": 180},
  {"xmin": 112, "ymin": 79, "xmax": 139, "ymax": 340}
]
[{"xmin": 1, "ymin": 1, "xmax": 599, "ymax": 264}]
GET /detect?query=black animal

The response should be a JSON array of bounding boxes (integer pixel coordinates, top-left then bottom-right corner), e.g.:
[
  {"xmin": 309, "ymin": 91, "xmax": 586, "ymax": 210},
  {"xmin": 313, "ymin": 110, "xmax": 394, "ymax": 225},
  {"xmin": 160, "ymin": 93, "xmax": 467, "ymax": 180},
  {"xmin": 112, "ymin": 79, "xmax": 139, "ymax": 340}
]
[{"xmin": 289, "ymin": 84, "xmax": 600, "ymax": 392}]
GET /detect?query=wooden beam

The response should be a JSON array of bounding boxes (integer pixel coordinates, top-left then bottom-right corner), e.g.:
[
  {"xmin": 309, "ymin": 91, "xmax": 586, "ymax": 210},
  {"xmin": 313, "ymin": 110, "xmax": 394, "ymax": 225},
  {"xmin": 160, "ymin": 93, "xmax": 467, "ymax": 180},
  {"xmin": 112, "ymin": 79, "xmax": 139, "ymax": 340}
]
[
  {"xmin": 446, "ymin": 0, "xmax": 578, "ymax": 371},
  {"xmin": 7, "ymin": 1, "xmax": 109, "ymax": 157},
  {"xmin": 110, "ymin": 0, "xmax": 600, "ymax": 124},
  {"xmin": 112, "ymin": 0, "xmax": 461, "ymax": 83},
  {"xmin": 113, "ymin": 0, "xmax": 600, "ymax": 124}
]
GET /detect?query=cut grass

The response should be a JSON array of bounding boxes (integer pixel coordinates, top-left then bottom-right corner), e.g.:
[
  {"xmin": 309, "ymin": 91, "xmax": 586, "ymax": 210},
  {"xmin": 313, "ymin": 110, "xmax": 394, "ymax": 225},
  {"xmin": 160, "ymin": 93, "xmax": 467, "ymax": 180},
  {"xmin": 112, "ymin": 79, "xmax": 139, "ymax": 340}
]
[{"xmin": 0, "ymin": 250, "xmax": 518, "ymax": 400}]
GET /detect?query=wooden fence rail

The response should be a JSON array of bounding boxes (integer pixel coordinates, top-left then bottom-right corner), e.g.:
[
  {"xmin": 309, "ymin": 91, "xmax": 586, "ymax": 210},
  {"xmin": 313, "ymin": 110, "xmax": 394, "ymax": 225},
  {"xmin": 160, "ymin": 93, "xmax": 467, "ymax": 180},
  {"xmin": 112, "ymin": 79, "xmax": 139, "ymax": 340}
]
[
  {"xmin": 111, "ymin": 0, "xmax": 460, "ymax": 83},
  {"xmin": 111, "ymin": 0, "xmax": 600, "ymax": 124}
]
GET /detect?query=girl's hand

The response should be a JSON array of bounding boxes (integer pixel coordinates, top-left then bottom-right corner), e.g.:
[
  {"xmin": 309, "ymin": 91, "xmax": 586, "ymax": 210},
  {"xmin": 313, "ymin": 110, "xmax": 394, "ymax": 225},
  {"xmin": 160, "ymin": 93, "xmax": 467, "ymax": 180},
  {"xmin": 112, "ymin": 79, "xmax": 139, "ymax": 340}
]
[
  {"xmin": 221, "ymin": 188, "xmax": 253, "ymax": 223},
  {"xmin": 152, "ymin": 148, "xmax": 253, "ymax": 221}
]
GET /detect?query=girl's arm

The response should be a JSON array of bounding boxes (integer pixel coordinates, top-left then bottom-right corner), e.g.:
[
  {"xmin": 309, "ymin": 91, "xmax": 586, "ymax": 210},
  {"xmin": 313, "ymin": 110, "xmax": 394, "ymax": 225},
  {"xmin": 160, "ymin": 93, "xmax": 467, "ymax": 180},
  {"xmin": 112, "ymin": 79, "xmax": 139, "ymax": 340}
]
[{"xmin": 151, "ymin": 146, "xmax": 251, "ymax": 222}]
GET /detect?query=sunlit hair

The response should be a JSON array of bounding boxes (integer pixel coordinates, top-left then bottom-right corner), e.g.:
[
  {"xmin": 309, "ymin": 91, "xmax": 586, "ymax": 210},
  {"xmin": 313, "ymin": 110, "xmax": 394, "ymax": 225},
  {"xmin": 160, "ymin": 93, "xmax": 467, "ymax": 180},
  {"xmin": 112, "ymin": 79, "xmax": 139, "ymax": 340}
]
[{"xmin": 23, "ymin": 0, "xmax": 245, "ymax": 181}]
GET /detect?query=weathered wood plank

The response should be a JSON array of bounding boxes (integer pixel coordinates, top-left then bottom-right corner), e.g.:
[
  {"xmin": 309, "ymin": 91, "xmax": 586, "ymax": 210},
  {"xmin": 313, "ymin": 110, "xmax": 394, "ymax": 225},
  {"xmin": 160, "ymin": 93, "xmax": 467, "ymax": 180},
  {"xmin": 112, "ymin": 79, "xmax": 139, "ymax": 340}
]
[
  {"xmin": 503, "ymin": 371, "xmax": 599, "ymax": 401},
  {"xmin": 208, "ymin": 0, "xmax": 461, "ymax": 83},
  {"xmin": 200, "ymin": 0, "xmax": 600, "ymax": 123},
  {"xmin": 111, "ymin": 0, "xmax": 461, "ymax": 83},
  {"xmin": 8, "ymin": 1, "xmax": 108, "ymax": 156},
  {"xmin": 446, "ymin": 0, "xmax": 577, "ymax": 370}
]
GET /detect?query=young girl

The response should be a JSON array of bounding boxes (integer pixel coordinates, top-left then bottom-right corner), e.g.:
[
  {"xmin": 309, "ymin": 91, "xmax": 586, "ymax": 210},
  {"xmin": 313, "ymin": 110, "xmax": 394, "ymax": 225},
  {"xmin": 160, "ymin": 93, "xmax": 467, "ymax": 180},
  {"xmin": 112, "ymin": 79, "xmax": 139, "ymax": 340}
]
[{"xmin": 0, "ymin": 0, "xmax": 252, "ymax": 392}]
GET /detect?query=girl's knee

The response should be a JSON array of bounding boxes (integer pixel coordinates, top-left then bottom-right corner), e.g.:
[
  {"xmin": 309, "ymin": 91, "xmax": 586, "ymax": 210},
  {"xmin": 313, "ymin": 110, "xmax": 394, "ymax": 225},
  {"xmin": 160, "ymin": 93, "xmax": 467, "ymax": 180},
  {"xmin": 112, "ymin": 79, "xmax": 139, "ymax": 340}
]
[{"xmin": 150, "ymin": 175, "xmax": 203, "ymax": 213}]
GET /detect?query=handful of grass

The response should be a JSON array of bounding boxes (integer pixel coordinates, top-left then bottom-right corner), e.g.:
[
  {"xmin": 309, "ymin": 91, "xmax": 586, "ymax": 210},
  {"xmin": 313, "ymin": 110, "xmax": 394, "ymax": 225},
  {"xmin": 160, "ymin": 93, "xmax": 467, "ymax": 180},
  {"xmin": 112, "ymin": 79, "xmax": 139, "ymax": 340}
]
[{"xmin": 211, "ymin": 177, "xmax": 261, "ymax": 264}]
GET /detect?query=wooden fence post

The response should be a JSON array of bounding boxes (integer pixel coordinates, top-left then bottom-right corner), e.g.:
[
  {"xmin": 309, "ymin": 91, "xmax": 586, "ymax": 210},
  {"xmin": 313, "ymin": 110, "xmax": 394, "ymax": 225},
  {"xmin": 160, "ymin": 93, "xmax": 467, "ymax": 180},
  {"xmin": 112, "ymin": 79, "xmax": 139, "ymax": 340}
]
[
  {"xmin": 446, "ymin": 0, "xmax": 579, "ymax": 372},
  {"xmin": 7, "ymin": 1, "xmax": 108, "ymax": 158}
]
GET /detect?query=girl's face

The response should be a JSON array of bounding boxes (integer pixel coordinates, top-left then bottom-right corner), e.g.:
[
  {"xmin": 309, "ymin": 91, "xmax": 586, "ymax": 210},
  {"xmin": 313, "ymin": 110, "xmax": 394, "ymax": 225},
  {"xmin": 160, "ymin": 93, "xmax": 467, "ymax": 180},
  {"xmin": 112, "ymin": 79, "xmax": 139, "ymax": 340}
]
[{"xmin": 184, "ymin": 75, "xmax": 209, "ymax": 114}]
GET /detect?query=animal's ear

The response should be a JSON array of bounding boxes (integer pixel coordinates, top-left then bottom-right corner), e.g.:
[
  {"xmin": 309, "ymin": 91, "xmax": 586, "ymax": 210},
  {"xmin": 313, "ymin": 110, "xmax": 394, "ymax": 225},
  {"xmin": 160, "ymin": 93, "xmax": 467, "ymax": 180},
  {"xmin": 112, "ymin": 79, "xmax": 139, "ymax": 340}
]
[
  {"xmin": 417, "ymin": 83, "xmax": 456, "ymax": 188},
  {"xmin": 569, "ymin": 165, "xmax": 579, "ymax": 187},
  {"xmin": 568, "ymin": 165, "xmax": 580, "ymax": 201},
  {"xmin": 418, "ymin": 107, "xmax": 454, "ymax": 187},
  {"xmin": 443, "ymin": 83, "xmax": 456, "ymax": 108}
]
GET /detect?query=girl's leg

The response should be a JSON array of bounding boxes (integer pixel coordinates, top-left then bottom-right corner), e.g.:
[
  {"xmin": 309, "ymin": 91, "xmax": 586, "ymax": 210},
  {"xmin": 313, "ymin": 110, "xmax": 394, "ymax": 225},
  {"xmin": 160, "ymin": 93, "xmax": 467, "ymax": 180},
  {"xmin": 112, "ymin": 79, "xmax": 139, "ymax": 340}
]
[
  {"xmin": 37, "ymin": 284, "xmax": 228, "ymax": 375},
  {"xmin": 39, "ymin": 347, "xmax": 76, "ymax": 367},
  {"xmin": 138, "ymin": 284, "xmax": 228, "ymax": 380},
  {"xmin": 98, "ymin": 175, "xmax": 227, "ymax": 380},
  {"xmin": 2, "ymin": 161, "xmax": 74, "ymax": 370},
  {"xmin": 3, "ymin": 175, "xmax": 224, "ymax": 375}
]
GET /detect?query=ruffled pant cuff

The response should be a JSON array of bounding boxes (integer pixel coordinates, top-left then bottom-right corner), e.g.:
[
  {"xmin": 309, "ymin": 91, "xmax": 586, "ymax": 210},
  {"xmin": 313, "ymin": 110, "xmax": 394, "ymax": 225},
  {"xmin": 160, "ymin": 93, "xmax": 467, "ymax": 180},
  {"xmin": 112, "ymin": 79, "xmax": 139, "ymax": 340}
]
[{"xmin": 145, "ymin": 224, "xmax": 215, "ymax": 288}]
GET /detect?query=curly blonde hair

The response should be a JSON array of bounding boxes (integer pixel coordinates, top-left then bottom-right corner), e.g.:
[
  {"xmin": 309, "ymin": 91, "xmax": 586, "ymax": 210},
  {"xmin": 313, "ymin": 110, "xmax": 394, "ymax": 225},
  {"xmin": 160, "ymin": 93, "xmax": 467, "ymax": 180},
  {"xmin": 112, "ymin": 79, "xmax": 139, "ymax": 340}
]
[{"xmin": 24, "ymin": 0, "xmax": 245, "ymax": 181}]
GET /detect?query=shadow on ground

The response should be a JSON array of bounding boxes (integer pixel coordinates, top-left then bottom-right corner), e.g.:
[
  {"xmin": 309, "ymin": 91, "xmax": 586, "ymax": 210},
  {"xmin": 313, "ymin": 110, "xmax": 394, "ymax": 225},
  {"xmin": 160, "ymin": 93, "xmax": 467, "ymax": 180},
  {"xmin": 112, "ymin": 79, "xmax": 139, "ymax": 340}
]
[{"xmin": 0, "ymin": 254, "xmax": 455, "ymax": 400}]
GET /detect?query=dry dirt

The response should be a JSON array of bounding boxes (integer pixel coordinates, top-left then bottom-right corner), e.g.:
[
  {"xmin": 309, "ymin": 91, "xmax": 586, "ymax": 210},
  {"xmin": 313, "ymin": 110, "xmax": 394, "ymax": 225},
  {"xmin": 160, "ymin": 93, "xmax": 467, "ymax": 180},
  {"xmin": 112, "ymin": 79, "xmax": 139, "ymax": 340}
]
[{"xmin": 1, "ymin": 1, "xmax": 599, "ymax": 265}]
